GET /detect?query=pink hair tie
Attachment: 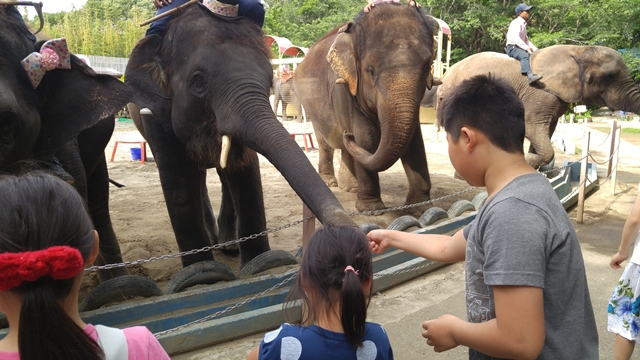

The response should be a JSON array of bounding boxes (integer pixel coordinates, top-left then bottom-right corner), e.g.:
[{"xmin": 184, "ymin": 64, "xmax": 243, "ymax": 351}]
[
  {"xmin": 344, "ymin": 265, "xmax": 360, "ymax": 276},
  {"xmin": 0, "ymin": 246, "xmax": 84, "ymax": 291}
]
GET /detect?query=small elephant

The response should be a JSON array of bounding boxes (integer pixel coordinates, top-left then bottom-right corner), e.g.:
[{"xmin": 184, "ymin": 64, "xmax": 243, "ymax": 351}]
[
  {"xmin": 294, "ymin": 3, "xmax": 438, "ymax": 212},
  {"xmin": 0, "ymin": 10, "xmax": 158, "ymax": 307},
  {"xmin": 272, "ymin": 76, "xmax": 303, "ymax": 122},
  {"xmin": 437, "ymin": 45, "xmax": 640, "ymax": 169},
  {"xmin": 125, "ymin": 4, "xmax": 355, "ymax": 289}
]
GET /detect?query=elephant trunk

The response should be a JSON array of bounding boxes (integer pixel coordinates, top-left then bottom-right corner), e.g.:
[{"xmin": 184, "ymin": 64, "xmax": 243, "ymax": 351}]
[
  {"xmin": 227, "ymin": 97, "xmax": 356, "ymax": 227},
  {"xmin": 343, "ymin": 73, "xmax": 422, "ymax": 172},
  {"xmin": 605, "ymin": 77, "xmax": 640, "ymax": 115}
]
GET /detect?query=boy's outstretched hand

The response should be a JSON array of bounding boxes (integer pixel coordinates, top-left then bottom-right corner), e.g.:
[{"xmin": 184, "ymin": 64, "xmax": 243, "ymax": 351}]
[
  {"xmin": 367, "ymin": 229, "xmax": 391, "ymax": 254},
  {"xmin": 422, "ymin": 314, "xmax": 461, "ymax": 352}
]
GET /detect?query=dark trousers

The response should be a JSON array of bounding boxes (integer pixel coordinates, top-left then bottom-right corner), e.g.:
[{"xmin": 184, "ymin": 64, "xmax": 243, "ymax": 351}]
[
  {"xmin": 146, "ymin": 0, "xmax": 265, "ymax": 37},
  {"xmin": 506, "ymin": 45, "xmax": 532, "ymax": 75}
]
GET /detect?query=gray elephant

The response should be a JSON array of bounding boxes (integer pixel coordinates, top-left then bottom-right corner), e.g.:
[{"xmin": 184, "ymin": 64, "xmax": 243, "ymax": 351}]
[
  {"xmin": 294, "ymin": 3, "xmax": 438, "ymax": 212},
  {"xmin": 272, "ymin": 76, "xmax": 303, "ymax": 122},
  {"xmin": 437, "ymin": 45, "xmax": 640, "ymax": 169},
  {"xmin": 125, "ymin": 3, "xmax": 355, "ymax": 291},
  {"xmin": 0, "ymin": 7, "xmax": 161, "ymax": 309}
]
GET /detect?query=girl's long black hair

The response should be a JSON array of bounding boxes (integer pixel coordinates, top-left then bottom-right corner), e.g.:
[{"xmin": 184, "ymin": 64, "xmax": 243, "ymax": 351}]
[
  {"xmin": 286, "ymin": 225, "xmax": 373, "ymax": 347},
  {"xmin": 0, "ymin": 173, "xmax": 104, "ymax": 360}
]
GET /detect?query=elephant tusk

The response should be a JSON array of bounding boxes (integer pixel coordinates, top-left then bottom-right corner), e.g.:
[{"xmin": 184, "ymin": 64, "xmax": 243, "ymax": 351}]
[
  {"xmin": 335, "ymin": 78, "xmax": 347, "ymax": 84},
  {"xmin": 220, "ymin": 135, "xmax": 231, "ymax": 169}
]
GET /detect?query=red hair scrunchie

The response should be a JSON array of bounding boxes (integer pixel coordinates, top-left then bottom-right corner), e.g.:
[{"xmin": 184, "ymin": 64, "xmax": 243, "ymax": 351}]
[{"xmin": 0, "ymin": 246, "xmax": 84, "ymax": 291}]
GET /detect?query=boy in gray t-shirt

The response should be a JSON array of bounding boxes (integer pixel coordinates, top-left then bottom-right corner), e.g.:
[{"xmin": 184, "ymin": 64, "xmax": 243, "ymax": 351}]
[{"xmin": 367, "ymin": 74, "xmax": 598, "ymax": 359}]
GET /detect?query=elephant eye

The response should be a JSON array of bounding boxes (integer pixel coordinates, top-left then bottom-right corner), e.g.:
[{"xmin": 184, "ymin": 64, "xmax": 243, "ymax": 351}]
[
  {"xmin": 189, "ymin": 70, "xmax": 209, "ymax": 98},
  {"xmin": 367, "ymin": 67, "xmax": 375, "ymax": 77},
  {"xmin": 0, "ymin": 116, "xmax": 16, "ymax": 142}
]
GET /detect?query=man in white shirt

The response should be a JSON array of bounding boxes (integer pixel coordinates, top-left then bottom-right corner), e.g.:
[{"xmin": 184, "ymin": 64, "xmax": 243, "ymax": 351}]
[{"xmin": 506, "ymin": 3, "xmax": 542, "ymax": 84}]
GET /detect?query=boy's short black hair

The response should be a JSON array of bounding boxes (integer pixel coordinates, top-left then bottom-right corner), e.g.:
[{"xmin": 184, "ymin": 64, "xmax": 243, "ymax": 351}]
[{"xmin": 437, "ymin": 74, "xmax": 525, "ymax": 154}]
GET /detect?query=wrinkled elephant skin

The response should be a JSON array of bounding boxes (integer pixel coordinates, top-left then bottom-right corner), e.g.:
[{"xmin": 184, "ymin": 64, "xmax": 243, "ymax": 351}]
[
  {"xmin": 0, "ymin": 10, "xmax": 133, "ymax": 283},
  {"xmin": 294, "ymin": 4, "xmax": 438, "ymax": 212},
  {"xmin": 125, "ymin": 4, "xmax": 354, "ymax": 271},
  {"xmin": 438, "ymin": 45, "xmax": 640, "ymax": 169}
]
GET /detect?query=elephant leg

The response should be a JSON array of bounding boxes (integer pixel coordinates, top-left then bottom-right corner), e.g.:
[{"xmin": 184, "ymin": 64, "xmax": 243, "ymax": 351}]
[
  {"xmin": 401, "ymin": 127, "xmax": 431, "ymax": 210},
  {"xmin": 142, "ymin": 116, "xmax": 214, "ymax": 267},
  {"xmin": 523, "ymin": 96, "xmax": 563, "ymax": 168},
  {"xmin": 217, "ymin": 152, "xmax": 270, "ymax": 268},
  {"xmin": 281, "ymin": 100, "xmax": 289, "ymax": 122},
  {"xmin": 525, "ymin": 121, "xmax": 555, "ymax": 169},
  {"xmin": 201, "ymin": 174, "xmax": 219, "ymax": 247},
  {"xmin": 216, "ymin": 168, "xmax": 239, "ymax": 251},
  {"xmin": 272, "ymin": 90, "xmax": 280, "ymax": 119},
  {"xmin": 354, "ymin": 161, "xmax": 384, "ymax": 212},
  {"xmin": 316, "ymin": 130, "xmax": 338, "ymax": 187},
  {"xmin": 87, "ymin": 155, "xmax": 129, "ymax": 280},
  {"xmin": 338, "ymin": 149, "xmax": 358, "ymax": 193}
]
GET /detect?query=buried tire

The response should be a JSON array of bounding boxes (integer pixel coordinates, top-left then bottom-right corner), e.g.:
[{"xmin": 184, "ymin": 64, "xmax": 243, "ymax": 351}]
[
  {"xmin": 472, "ymin": 191, "xmax": 488, "ymax": 210},
  {"xmin": 387, "ymin": 215, "xmax": 422, "ymax": 231},
  {"xmin": 447, "ymin": 200, "xmax": 476, "ymax": 218},
  {"xmin": 238, "ymin": 249, "xmax": 299, "ymax": 277},
  {"xmin": 359, "ymin": 223, "xmax": 381, "ymax": 234},
  {"xmin": 418, "ymin": 207, "xmax": 448, "ymax": 227},
  {"xmin": 165, "ymin": 261, "xmax": 237, "ymax": 294},
  {"xmin": 79, "ymin": 275, "xmax": 163, "ymax": 312}
]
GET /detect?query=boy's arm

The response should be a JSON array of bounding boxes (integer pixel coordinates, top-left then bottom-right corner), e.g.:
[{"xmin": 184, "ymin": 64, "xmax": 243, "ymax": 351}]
[
  {"xmin": 423, "ymin": 285, "xmax": 545, "ymax": 359},
  {"xmin": 368, "ymin": 228, "xmax": 466, "ymax": 263}
]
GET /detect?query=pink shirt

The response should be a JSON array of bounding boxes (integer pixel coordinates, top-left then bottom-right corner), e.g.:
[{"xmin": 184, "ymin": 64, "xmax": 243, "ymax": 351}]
[
  {"xmin": 0, "ymin": 324, "xmax": 170, "ymax": 360},
  {"xmin": 506, "ymin": 16, "xmax": 537, "ymax": 52}
]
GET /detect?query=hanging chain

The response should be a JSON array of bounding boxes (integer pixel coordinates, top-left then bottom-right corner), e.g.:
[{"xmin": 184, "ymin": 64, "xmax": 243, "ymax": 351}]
[
  {"xmin": 86, "ymin": 216, "xmax": 313, "ymax": 271},
  {"xmin": 87, "ymin": 186, "xmax": 480, "ymax": 272},
  {"xmin": 154, "ymin": 272, "xmax": 298, "ymax": 337}
]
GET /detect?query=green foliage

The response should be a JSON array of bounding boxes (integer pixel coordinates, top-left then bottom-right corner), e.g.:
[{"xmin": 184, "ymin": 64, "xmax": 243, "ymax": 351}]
[
  {"xmin": 620, "ymin": 50, "xmax": 640, "ymax": 83},
  {"xmin": 263, "ymin": 0, "xmax": 366, "ymax": 48},
  {"xmin": 25, "ymin": 0, "xmax": 155, "ymax": 57},
  {"xmin": 622, "ymin": 127, "xmax": 640, "ymax": 134}
]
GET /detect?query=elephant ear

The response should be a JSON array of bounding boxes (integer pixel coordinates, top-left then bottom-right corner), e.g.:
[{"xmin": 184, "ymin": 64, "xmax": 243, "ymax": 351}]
[
  {"xmin": 530, "ymin": 46, "xmax": 583, "ymax": 103},
  {"xmin": 125, "ymin": 34, "xmax": 171, "ymax": 123},
  {"xmin": 37, "ymin": 52, "xmax": 132, "ymax": 154},
  {"xmin": 327, "ymin": 23, "xmax": 357, "ymax": 96},
  {"xmin": 422, "ymin": 14, "xmax": 439, "ymax": 90}
]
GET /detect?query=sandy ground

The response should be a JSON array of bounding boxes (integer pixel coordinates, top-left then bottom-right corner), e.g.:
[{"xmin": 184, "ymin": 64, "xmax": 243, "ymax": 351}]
[{"xmin": 94, "ymin": 115, "xmax": 640, "ymax": 359}]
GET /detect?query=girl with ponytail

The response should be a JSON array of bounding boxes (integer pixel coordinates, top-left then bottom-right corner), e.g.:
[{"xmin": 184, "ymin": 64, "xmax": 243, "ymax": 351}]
[
  {"xmin": 0, "ymin": 173, "xmax": 170, "ymax": 360},
  {"xmin": 247, "ymin": 225, "xmax": 393, "ymax": 360}
]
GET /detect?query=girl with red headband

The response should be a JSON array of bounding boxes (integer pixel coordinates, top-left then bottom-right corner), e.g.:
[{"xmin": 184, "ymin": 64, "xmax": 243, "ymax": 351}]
[
  {"xmin": 0, "ymin": 173, "xmax": 170, "ymax": 360},
  {"xmin": 247, "ymin": 225, "xmax": 393, "ymax": 360}
]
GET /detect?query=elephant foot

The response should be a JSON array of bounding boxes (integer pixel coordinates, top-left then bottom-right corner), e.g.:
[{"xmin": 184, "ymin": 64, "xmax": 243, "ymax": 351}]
[
  {"xmin": 339, "ymin": 183, "xmax": 358, "ymax": 193},
  {"xmin": 320, "ymin": 174, "xmax": 339, "ymax": 188},
  {"xmin": 405, "ymin": 194, "xmax": 432, "ymax": 214},
  {"xmin": 165, "ymin": 260, "xmax": 237, "ymax": 294},
  {"xmin": 97, "ymin": 266, "xmax": 129, "ymax": 283},
  {"xmin": 220, "ymin": 243, "xmax": 240, "ymax": 253},
  {"xmin": 238, "ymin": 250, "xmax": 299, "ymax": 277},
  {"xmin": 79, "ymin": 275, "xmax": 163, "ymax": 312},
  {"xmin": 356, "ymin": 198, "xmax": 386, "ymax": 213}
]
